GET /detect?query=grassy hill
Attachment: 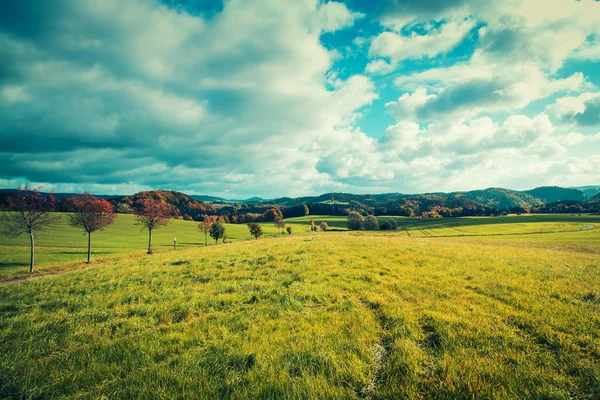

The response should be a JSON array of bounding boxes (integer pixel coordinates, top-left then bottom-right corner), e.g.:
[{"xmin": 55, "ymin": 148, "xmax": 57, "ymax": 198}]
[{"xmin": 1, "ymin": 229, "xmax": 599, "ymax": 398}]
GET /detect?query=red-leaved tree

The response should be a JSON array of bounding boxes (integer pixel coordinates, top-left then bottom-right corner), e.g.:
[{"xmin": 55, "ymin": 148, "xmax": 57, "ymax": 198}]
[
  {"xmin": 198, "ymin": 215, "xmax": 217, "ymax": 246},
  {"xmin": 69, "ymin": 193, "xmax": 116, "ymax": 263},
  {"xmin": 134, "ymin": 198, "xmax": 173, "ymax": 254},
  {"xmin": 3, "ymin": 185, "xmax": 58, "ymax": 273}
]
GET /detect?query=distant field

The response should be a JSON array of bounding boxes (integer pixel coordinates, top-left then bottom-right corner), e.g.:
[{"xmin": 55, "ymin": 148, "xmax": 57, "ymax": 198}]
[
  {"xmin": 287, "ymin": 213, "xmax": 600, "ymax": 235},
  {"xmin": 1, "ymin": 213, "xmax": 598, "ymax": 281},
  {"xmin": 1, "ymin": 231, "xmax": 599, "ymax": 398},
  {"xmin": 0, "ymin": 213, "xmax": 282, "ymax": 281}
]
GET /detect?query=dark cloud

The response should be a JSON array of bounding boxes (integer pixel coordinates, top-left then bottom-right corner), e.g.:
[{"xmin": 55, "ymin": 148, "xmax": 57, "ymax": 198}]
[{"xmin": 573, "ymin": 97, "xmax": 600, "ymax": 126}]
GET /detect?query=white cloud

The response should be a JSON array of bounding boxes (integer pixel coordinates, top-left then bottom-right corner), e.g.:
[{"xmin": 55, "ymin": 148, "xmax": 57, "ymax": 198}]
[
  {"xmin": 310, "ymin": 1, "xmax": 364, "ymax": 33},
  {"xmin": 369, "ymin": 19, "xmax": 475, "ymax": 63},
  {"xmin": 390, "ymin": 65, "xmax": 585, "ymax": 122},
  {"xmin": 547, "ymin": 92, "xmax": 600, "ymax": 126},
  {"xmin": 365, "ymin": 59, "xmax": 394, "ymax": 75}
]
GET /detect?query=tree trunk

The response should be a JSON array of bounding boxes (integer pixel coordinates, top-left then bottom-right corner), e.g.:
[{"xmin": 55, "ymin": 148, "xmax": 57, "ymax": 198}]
[
  {"xmin": 148, "ymin": 229, "xmax": 153, "ymax": 254},
  {"xmin": 29, "ymin": 232, "xmax": 34, "ymax": 273},
  {"xmin": 87, "ymin": 231, "xmax": 92, "ymax": 264},
  {"xmin": 205, "ymin": 232, "xmax": 208, "ymax": 246}
]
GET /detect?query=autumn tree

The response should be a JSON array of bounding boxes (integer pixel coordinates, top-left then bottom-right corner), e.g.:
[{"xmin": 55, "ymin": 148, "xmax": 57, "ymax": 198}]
[
  {"xmin": 248, "ymin": 222, "xmax": 263, "ymax": 239},
  {"xmin": 134, "ymin": 198, "xmax": 173, "ymax": 254},
  {"xmin": 274, "ymin": 217, "xmax": 286, "ymax": 234},
  {"xmin": 264, "ymin": 207, "xmax": 283, "ymax": 222},
  {"xmin": 210, "ymin": 221, "xmax": 225, "ymax": 244},
  {"xmin": 69, "ymin": 193, "xmax": 116, "ymax": 263},
  {"xmin": 347, "ymin": 211, "xmax": 364, "ymax": 230},
  {"xmin": 302, "ymin": 204, "xmax": 309, "ymax": 216},
  {"xmin": 198, "ymin": 215, "xmax": 217, "ymax": 246},
  {"xmin": 3, "ymin": 185, "xmax": 58, "ymax": 273}
]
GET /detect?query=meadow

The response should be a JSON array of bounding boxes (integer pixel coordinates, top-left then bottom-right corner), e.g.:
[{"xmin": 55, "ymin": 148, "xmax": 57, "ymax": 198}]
[
  {"xmin": 0, "ymin": 214, "xmax": 599, "ymax": 398},
  {"xmin": 0, "ymin": 213, "xmax": 282, "ymax": 281}
]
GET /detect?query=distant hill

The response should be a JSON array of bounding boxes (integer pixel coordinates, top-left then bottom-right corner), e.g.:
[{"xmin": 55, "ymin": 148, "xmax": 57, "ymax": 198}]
[
  {"xmin": 190, "ymin": 195, "xmax": 227, "ymax": 202},
  {"xmin": 190, "ymin": 195, "xmax": 264, "ymax": 203},
  {"xmin": 570, "ymin": 185, "xmax": 600, "ymax": 198},
  {"xmin": 450, "ymin": 188, "xmax": 543, "ymax": 210},
  {"xmin": 524, "ymin": 186, "xmax": 586, "ymax": 204},
  {"xmin": 2, "ymin": 185, "xmax": 597, "ymax": 220},
  {"xmin": 0, "ymin": 189, "xmax": 119, "ymax": 200}
]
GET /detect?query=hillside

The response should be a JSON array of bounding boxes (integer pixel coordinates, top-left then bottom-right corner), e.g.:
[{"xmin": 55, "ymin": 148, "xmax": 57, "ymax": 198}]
[
  {"xmin": 525, "ymin": 186, "xmax": 586, "ymax": 204},
  {"xmin": 115, "ymin": 190, "xmax": 215, "ymax": 221},
  {"xmin": 449, "ymin": 188, "xmax": 541, "ymax": 209},
  {"xmin": 2, "ymin": 186, "xmax": 596, "ymax": 222}
]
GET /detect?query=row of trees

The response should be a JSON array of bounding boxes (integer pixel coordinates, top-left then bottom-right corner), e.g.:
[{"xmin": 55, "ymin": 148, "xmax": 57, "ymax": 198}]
[
  {"xmin": 347, "ymin": 211, "xmax": 398, "ymax": 231},
  {"xmin": 2, "ymin": 186, "xmax": 288, "ymax": 273}
]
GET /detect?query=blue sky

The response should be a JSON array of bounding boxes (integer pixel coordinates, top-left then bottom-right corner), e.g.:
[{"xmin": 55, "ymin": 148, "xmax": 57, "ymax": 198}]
[{"xmin": 1, "ymin": 0, "xmax": 599, "ymax": 197}]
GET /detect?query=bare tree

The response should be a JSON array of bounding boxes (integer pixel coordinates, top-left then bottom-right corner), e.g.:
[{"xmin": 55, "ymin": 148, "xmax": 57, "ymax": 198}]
[
  {"xmin": 134, "ymin": 198, "xmax": 173, "ymax": 254},
  {"xmin": 3, "ymin": 185, "xmax": 58, "ymax": 273},
  {"xmin": 69, "ymin": 193, "xmax": 116, "ymax": 263}
]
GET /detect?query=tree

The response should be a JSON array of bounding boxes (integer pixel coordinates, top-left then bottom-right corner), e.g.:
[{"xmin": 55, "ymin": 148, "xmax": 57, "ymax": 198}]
[
  {"xmin": 210, "ymin": 221, "xmax": 225, "ymax": 244},
  {"xmin": 115, "ymin": 202, "xmax": 133, "ymax": 214},
  {"xmin": 310, "ymin": 219, "xmax": 315, "ymax": 232},
  {"xmin": 347, "ymin": 211, "xmax": 364, "ymax": 230},
  {"xmin": 134, "ymin": 198, "xmax": 173, "ymax": 254},
  {"xmin": 286, "ymin": 226, "xmax": 292, "ymax": 235},
  {"xmin": 198, "ymin": 215, "xmax": 217, "ymax": 246},
  {"xmin": 274, "ymin": 217, "xmax": 286, "ymax": 234},
  {"xmin": 264, "ymin": 207, "xmax": 283, "ymax": 222},
  {"xmin": 386, "ymin": 218, "xmax": 398, "ymax": 231},
  {"xmin": 363, "ymin": 215, "xmax": 379, "ymax": 230},
  {"xmin": 248, "ymin": 222, "xmax": 263, "ymax": 239},
  {"xmin": 69, "ymin": 194, "xmax": 116, "ymax": 263},
  {"xmin": 3, "ymin": 185, "xmax": 58, "ymax": 273},
  {"xmin": 302, "ymin": 204, "xmax": 309, "ymax": 216},
  {"xmin": 319, "ymin": 221, "xmax": 328, "ymax": 231}
]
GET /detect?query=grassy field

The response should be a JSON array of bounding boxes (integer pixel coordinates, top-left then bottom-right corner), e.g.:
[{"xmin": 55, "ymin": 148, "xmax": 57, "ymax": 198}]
[
  {"xmin": 0, "ymin": 213, "xmax": 282, "ymax": 281},
  {"xmin": 287, "ymin": 214, "xmax": 600, "ymax": 235},
  {"xmin": 0, "ymin": 214, "xmax": 599, "ymax": 398}
]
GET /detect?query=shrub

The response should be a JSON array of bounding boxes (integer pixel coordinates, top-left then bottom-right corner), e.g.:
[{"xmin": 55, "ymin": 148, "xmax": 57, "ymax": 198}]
[
  {"xmin": 286, "ymin": 227, "xmax": 292, "ymax": 235},
  {"xmin": 347, "ymin": 211, "xmax": 364, "ymax": 230},
  {"xmin": 248, "ymin": 222, "xmax": 263, "ymax": 239},
  {"xmin": 387, "ymin": 218, "xmax": 397, "ymax": 230},
  {"xmin": 319, "ymin": 222, "xmax": 328, "ymax": 231},
  {"xmin": 363, "ymin": 215, "xmax": 379, "ymax": 230}
]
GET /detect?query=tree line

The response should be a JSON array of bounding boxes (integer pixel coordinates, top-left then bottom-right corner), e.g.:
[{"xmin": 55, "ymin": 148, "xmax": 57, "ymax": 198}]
[{"xmin": 1, "ymin": 186, "xmax": 279, "ymax": 273}]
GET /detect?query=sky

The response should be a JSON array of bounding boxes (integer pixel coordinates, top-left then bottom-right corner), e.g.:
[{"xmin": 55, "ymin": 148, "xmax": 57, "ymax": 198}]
[{"xmin": 1, "ymin": 0, "xmax": 600, "ymax": 198}]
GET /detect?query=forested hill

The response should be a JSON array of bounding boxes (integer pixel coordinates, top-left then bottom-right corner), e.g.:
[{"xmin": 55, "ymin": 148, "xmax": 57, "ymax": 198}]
[
  {"xmin": 267, "ymin": 186, "xmax": 598, "ymax": 210},
  {"xmin": 1, "ymin": 185, "xmax": 599, "ymax": 222}
]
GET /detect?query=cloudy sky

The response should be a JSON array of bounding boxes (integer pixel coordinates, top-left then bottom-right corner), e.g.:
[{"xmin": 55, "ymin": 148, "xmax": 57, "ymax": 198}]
[{"xmin": 1, "ymin": 0, "xmax": 600, "ymax": 198}]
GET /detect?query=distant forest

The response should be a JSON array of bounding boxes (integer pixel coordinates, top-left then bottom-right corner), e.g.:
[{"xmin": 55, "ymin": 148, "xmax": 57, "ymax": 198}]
[{"xmin": 1, "ymin": 186, "xmax": 599, "ymax": 223}]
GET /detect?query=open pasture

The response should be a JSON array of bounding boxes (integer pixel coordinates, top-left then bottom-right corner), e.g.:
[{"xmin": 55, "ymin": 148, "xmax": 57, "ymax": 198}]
[{"xmin": 0, "ymin": 230, "xmax": 599, "ymax": 399}]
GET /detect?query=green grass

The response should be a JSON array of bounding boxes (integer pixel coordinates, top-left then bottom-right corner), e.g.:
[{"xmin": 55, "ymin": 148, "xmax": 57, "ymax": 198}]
[
  {"xmin": 1, "ymin": 231, "xmax": 599, "ymax": 398},
  {"xmin": 287, "ymin": 213, "xmax": 600, "ymax": 235},
  {"xmin": 0, "ymin": 213, "xmax": 282, "ymax": 281},
  {"xmin": 0, "ymin": 213, "xmax": 599, "ymax": 398}
]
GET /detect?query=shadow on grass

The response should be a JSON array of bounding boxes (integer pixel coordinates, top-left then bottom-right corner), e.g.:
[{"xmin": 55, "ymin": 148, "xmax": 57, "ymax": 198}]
[
  {"xmin": 0, "ymin": 262, "xmax": 28, "ymax": 269},
  {"xmin": 55, "ymin": 251, "xmax": 115, "ymax": 255}
]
